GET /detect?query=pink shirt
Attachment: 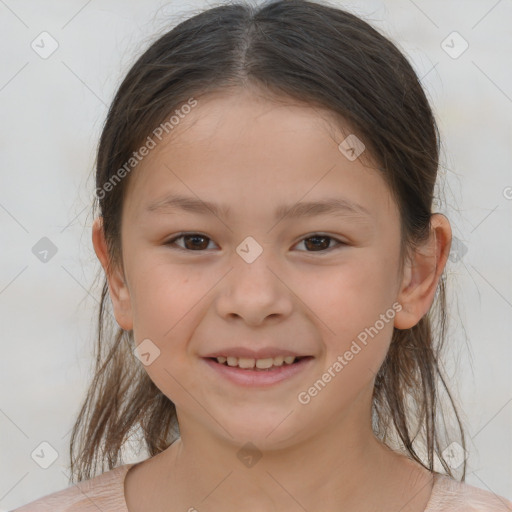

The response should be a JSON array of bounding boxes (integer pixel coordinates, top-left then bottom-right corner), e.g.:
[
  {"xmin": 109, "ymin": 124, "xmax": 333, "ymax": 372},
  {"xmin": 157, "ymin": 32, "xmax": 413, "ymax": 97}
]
[{"xmin": 12, "ymin": 463, "xmax": 512, "ymax": 511}]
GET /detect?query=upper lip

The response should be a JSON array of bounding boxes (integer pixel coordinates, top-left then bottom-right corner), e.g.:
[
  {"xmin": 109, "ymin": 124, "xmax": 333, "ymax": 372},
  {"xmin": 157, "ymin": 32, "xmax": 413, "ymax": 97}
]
[{"xmin": 202, "ymin": 347, "xmax": 311, "ymax": 359}]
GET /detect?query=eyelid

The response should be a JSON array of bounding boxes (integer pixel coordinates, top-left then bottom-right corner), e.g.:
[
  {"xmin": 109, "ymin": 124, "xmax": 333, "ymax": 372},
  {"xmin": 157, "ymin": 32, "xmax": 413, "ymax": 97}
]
[
  {"xmin": 293, "ymin": 233, "xmax": 347, "ymax": 253},
  {"xmin": 165, "ymin": 232, "xmax": 218, "ymax": 252},
  {"xmin": 165, "ymin": 232, "xmax": 348, "ymax": 253}
]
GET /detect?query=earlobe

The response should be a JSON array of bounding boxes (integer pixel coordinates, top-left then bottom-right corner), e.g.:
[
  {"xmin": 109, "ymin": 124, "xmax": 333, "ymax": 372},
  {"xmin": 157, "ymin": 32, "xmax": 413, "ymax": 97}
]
[
  {"xmin": 394, "ymin": 214, "xmax": 452, "ymax": 330},
  {"xmin": 92, "ymin": 217, "xmax": 133, "ymax": 331}
]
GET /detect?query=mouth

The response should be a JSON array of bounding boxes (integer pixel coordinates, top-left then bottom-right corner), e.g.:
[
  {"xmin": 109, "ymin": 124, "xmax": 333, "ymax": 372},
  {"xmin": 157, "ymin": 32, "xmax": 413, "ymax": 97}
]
[
  {"xmin": 206, "ymin": 355, "xmax": 311, "ymax": 370},
  {"xmin": 202, "ymin": 355, "xmax": 314, "ymax": 387}
]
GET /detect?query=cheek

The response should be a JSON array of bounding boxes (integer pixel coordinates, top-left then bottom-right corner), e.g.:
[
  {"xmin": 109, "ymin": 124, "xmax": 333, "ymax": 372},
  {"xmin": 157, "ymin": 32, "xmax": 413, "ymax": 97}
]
[
  {"xmin": 298, "ymin": 255, "xmax": 398, "ymax": 327},
  {"xmin": 128, "ymin": 257, "xmax": 201, "ymax": 330},
  {"xmin": 128, "ymin": 264, "xmax": 206, "ymax": 405},
  {"xmin": 308, "ymin": 288, "xmax": 395, "ymax": 407},
  {"xmin": 299, "ymin": 257, "xmax": 397, "ymax": 379}
]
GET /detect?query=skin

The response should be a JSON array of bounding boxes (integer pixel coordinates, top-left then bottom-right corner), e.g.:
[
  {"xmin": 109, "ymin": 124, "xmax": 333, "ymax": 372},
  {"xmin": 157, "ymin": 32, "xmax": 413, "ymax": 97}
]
[{"xmin": 92, "ymin": 86, "xmax": 452, "ymax": 512}]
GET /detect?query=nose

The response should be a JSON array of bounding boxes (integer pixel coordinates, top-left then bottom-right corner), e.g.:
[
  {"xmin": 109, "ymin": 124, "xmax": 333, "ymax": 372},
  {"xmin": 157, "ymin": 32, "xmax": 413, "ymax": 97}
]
[{"xmin": 214, "ymin": 254, "xmax": 293, "ymax": 326}]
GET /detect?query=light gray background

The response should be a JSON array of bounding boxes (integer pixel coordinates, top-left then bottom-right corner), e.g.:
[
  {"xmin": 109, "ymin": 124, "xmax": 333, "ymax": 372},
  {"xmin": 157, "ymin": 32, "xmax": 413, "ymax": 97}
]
[{"xmin": 1, "ymin": 0, "xmax": 511, "ymax": 509}]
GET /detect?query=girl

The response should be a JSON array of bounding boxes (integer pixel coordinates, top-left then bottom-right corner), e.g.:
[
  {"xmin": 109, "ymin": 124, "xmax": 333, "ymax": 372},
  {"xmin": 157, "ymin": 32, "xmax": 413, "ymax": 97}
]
[{"xmin": 14, "ymin": 0, "xmax": 512, "ymax": 510}]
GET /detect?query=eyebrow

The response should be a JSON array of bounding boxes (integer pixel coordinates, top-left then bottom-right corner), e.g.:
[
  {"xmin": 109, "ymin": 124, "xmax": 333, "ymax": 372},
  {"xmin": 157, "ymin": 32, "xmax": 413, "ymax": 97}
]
[{"xmin": 145, "ymin": 193, "xmax": 372, "ymax": 221}]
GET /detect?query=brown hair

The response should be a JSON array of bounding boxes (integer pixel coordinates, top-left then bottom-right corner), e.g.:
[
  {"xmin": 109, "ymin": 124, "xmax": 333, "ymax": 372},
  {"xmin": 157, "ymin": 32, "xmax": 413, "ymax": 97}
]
[{"xmin": 70, "ymin": 0, "xmax": 466, "ymax": 483}]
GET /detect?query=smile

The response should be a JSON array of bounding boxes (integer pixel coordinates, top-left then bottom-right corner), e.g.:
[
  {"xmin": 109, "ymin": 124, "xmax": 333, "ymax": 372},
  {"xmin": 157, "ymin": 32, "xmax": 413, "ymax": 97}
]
[{"xmin": 202, "ymin": 356, "xmax": 314, "ymax": 387}]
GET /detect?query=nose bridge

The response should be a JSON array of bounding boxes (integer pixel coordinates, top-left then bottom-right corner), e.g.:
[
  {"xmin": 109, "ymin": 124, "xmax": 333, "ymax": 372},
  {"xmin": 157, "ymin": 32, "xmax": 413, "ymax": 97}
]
[
  {"xmin": 232, "ymin": 234, "xmax": 281, "ymax": 292},
  {"xmin": 235, "ymin": 234, "xmax": 267, "ymax": 265}
]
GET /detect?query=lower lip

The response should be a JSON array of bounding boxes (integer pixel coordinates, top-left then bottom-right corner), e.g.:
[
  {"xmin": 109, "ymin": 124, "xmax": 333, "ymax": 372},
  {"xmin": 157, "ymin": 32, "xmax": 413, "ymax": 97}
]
[{"xmin": 202, "ymin": 357, "xmax": 314, "ymax": 387}]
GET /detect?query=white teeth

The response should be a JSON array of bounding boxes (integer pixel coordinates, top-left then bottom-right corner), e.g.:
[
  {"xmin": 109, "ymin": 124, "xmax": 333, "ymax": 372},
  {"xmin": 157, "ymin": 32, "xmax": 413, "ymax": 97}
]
[{"xmin": 215, "ymin": 355, "xmax": 298, "ymax": 369}]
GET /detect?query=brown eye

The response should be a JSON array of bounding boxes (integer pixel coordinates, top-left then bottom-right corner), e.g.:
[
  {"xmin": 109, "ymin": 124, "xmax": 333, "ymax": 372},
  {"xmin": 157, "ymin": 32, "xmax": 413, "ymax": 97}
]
[
  {"xmin": 295, "ymin": 234, "xmax": 345, "ymax": 253},
  {"xmin": 166, "ymin": 233, "xmax": 215, "ymax": 251},
  {"xmin": 165, "ymin": 232, "xmax": 346, "ymax": 254}
]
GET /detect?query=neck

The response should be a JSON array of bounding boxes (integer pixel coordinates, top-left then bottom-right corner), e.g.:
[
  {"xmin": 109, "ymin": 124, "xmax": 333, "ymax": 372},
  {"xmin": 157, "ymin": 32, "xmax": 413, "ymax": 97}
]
[{"xmin": 150, "ymin": 403, "xmax": 430, "ymax": 512}]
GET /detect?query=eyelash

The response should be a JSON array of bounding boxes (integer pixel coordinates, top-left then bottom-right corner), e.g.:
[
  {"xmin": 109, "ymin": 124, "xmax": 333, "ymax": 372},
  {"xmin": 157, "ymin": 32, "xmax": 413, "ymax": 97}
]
[{"xmin": 164, "ymin": 232, "xmax": 347, "ymax": 254}]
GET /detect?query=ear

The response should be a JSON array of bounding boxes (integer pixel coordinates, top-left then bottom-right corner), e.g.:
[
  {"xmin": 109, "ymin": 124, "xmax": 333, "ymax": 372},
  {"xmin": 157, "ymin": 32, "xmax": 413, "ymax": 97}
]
[
  {"xmin": 92, "ymin": 216, "xmax": 133, "ymax": 331},
  {"xmin": 394, "ymin": 214, "xmax": 452, "ymax": 330}
]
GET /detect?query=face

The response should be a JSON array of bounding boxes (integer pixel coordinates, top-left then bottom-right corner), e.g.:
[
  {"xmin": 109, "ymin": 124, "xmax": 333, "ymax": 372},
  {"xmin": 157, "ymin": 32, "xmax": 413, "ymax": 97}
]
[{"xmin": 96, "ymin": 88, "xmax": 429, "ymax": 450}]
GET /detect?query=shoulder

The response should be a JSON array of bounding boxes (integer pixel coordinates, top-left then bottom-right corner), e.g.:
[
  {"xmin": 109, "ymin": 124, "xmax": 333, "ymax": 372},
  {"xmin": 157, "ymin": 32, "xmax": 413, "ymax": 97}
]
[
  {"xmin": 11, "ymin": 463, "xmax": 136, "ymax": 512},
  {"xmin": 426, "ymin": 473, "xmax": 512, "ymax": 512}
]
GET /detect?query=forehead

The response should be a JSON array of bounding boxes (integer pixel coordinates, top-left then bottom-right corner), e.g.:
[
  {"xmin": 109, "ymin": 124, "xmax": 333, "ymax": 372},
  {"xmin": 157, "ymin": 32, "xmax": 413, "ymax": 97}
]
[
  {"xmin": 166, "ymin": 89, "xmax": 356, "ymax": 157},
  {"xmin": 122, "ymin": 88, "xmax": 396, "ymax": 224}
]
